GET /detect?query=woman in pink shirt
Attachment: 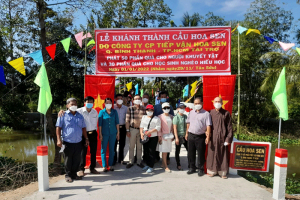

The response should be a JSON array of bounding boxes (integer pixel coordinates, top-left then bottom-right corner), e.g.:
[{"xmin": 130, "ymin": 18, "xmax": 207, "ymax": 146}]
[{"xmin": 158, "ymin": 102, "xmax": 174, "ymax": 173}]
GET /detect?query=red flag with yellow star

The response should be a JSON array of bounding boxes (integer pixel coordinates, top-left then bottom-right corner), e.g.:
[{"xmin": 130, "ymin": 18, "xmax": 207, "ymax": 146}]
[
  {"xmin": 203, "ymin": 75, "xmax": 236, "ymax": 114},
  {"xmin": 84, "ymin": 75, "xmax": 115, "ymax": 168}
]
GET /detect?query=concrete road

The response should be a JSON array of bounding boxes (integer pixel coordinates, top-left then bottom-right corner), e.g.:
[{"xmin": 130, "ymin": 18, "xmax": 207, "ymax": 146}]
[{"xmin": 25, "ymin": 138, "xmax": 273, "ymax": 200}]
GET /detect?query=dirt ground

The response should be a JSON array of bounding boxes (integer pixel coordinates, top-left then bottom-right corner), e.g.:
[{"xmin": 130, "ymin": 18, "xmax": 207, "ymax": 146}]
[
  {"xmin": 257, "ymin": 183, "xmax": 300, "ymax": 200},
  {"xmin": 1, "ymin": 175, "xmax": 64, "ymax": 200}
]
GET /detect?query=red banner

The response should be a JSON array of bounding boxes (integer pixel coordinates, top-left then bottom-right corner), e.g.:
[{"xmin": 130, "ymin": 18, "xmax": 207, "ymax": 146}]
[
  {"xmin": 84, "ymin": 75, "xmax": 115, "ymax": 167},
  {"xmin": 95, "ymin": 27, "xmax": 231, "ymax": 77},
  {"xmin": 203, "ymin": 75, "xmax": 236, "ymax": 114}
]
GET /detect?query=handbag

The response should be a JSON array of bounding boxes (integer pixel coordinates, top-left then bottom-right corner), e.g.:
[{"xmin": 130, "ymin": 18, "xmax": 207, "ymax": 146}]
[
  {"xmin": 140, "ymin": 116, "xmax": 154, "ymax": 144},
  {"xmin": 163, "ymin": 133, "xmax": 174, "ymax": 140}
]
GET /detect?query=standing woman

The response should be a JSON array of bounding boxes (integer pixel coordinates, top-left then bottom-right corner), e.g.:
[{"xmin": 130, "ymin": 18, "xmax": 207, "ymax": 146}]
[
  {"xmin": 158, "ymin": 102, "xmax": 174, "ymax": 173},
  {"xmin": 140, "ymin": 105, "xmax": 161, "ymax": 173},
  {"xmin": 98, "ymin": 98, "xmax": 120, "ymax": 172}
]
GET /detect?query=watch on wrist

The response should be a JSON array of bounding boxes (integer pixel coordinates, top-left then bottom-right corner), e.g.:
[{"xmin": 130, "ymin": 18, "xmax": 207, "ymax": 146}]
[
  {"xmin": 126, "ymin": 129, "xmax": 130, "ymax": 132},
  {"xmin": 85, "ymin": 138, "xmax": 89, "ymax": 140}
]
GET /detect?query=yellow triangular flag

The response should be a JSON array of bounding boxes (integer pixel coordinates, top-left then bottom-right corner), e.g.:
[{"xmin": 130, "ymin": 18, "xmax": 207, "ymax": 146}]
[
  {"xmin": 8, "ymin": 57, "xmax": 26, "ymax": 75},
  {"xmin": 246, "ymin": 29, "xmax": 261, "ymax": 35},
  {"xmin": 126, "ymin": 82, "xmax": 132, "ymax": 91},
  {"xmin": 190, "ymin": 81, "xmax": 198, "ymax": 96},
  {"xmin": 231, "ymin": 25, "xmax": 238, "ymax": 33}
]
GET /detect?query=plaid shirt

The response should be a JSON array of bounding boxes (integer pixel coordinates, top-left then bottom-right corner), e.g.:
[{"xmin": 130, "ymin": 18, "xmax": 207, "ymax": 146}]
[{"xmin": 125, "ymin": 105, "xmax": 146, "ymax": 129}]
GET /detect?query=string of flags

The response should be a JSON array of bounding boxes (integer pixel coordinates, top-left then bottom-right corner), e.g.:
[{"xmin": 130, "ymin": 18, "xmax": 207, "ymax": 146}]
[
  {"xmin": 232, "ymin": 23, "xmax": 300, "ymax": 54},
  {"xmin": 0, "ymin": 31, "xmax": 96, "ymax": 85}
]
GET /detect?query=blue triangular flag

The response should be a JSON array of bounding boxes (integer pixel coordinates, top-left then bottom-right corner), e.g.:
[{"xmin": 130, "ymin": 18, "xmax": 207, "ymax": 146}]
[
  {"xmin": 183, "ymin": 85, "xmax": 189, "ymax": 97},
  {"xmin": 237, "ymin": 26, "xmax": 248, "ymax": 34},
  {"xmin": 264, "ymin": 36, "xmax": 276, "ymax": 44},
  {"xmin": 135, "ymin": 84, "xmax": 138, "ymax": 95},
  {"xmin": 28, "ymin": 50, "xmax": 44, "ymax": 65},
  {"xmin": 0, "ymin": 65, "xmax": 6, "ymax": 85}
]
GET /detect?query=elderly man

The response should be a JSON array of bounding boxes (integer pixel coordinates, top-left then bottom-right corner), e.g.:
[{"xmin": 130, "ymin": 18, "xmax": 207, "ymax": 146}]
[
  {"xmin": 114, "ymin": 94, "xmax": 128, "ymax": 165},
  {"xmin": 185, "ymin": 97, "xmax": 212, "ymax": 177},
  {"xmin": 206, "ymin": 97, "xmax": 233, "ymax": 179},
  {"xmin": 125, "ymin": 94, "xmax": 146, "ymax": 168},
  {"xmin": 56, "ymin": 98, "xmax": 89, "ymax": 183}
]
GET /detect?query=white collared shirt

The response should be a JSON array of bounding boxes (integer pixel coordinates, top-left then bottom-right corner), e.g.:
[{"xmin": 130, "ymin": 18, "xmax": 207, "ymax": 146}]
[
  {"xmin": 77, "ymin": 107, "xmax": 98, "ymax": 131},
  {"xmin": 114, "ymin": 104, "xmax": 128, "ymax": 125}
]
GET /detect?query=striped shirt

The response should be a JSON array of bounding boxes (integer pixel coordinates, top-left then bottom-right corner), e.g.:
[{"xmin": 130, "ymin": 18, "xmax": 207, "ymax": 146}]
[{"xmin": 125, "ymin": 105, "xmax": 146, "ymax": 129}]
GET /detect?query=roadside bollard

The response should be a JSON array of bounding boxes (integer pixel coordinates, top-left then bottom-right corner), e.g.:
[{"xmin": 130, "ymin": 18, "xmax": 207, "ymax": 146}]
[
  {"xmin": 273, "ymin": 148, "xmax": 288, "ymax": 200},
  {"xmin": 37, "ymin": 145, "xmax": 49, "ymax": 191}
]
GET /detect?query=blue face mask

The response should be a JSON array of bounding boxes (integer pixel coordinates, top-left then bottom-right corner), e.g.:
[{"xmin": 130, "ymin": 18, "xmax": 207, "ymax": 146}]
[
  {"xmin": 86, "ymin": 103, "xmax": 93, "ymax": 109},
  {"xmin": 160, "ymin": 98, "xmax": 167, "ymax": 103}
]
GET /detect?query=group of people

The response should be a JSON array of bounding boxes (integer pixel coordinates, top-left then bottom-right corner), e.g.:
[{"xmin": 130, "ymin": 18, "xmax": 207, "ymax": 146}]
[{"xmin": 56, "ymin": 91, "xmax": 233, "ymax": 183}]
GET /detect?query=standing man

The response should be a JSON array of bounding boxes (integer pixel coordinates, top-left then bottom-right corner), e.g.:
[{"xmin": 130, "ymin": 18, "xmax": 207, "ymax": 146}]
[
  {"xmin": 154, "ymin": 91, "xmax": 174, "ymax": 163},
  {"xmin": 207, "ymin": 97, "xmax": 233, "ymax": 179},
  {"xmin": 125, "ymin": 94, "xmax": 146, "ymax": 168},
  {"xmin": 114, "ymin": 94, "xmax": 128, "ymax": 165},
  {"xmin": 56, "ymin": 98, "xmax": 89, "ymax": 183},
  {"xmin": 142, "ymin": 93, "xmax": 150, "ymax": 108},
  {"xmin": 77, "ymin": 96, "xmax": 100, "ymax": 175},
  {"xmin": 58, "ymin": 96, "xmax": 100, "ymax": 176},
  {"xmin": 185, "ymin": 97, "xmax": 212, "ymax": 177}
]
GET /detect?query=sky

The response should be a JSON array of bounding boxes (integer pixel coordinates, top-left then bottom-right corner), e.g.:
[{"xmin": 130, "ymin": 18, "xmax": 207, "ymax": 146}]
[{"xmin": 68, "ymin": 0, "xmax": 300, "ymax": 42}]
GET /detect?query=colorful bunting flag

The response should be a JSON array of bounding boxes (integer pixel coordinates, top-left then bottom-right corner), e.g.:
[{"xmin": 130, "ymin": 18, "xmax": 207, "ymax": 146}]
[
  {"xmin": 89, "ymin": 46, "xmax": 96, "ymax": 54},
  {"xmin": 126, "ymin": 82, "xmax": 132, "ymax": 91},
  {"xmin": 231, "ymin": 25, "xmax": 237, "ymax": 33},
  {"xmin": 141, "ymin": 89, "xmax": 144, "ymax": 97},
  {"xmin": 135, "ymin": 84, "xmax": 138, "ymax": 94},
  {"xmin": 34, "ymin": 62, "xmax": 52, "ymax": 115},
  {"xmin": 87, "ymin": 39, "xmax": 95, "ymax": 47},
  {"xmin": 8, "ymin": 57, "xmax": 25, "ymax": 75},
  {"xmin": 82, "ymin": 32, "xmax": 92, "ymax": 39},
  {"xmin": 190, "ymin": 81, "xmax": 198, "ymax": 96},
  {"xmin": 152, "ymin": 89, "xmax": 154, "ymax": 97},
  {"xmin": 74, "ymin": 32, "xmax": 84, "ymax": 48},
  {"xmin": 246, "ymin": 29, "xmax": 261, "ymax": 35},
  {"xmin": 279, "ymin": 41, "xmax": 295, "ymax": 51},
  {"xmin": 45, "ymin": 43, "xmax": 56, "ymax": 60},
  {"xmin": 60, "ymin": 37, "xmax": 71, "ymax": 53},
  {"xmin": 272, "ymin": 67, "xmax": 288, "ymax": 121},
  {"xmin": 237, "ymin": 26, "xmax": 248, "ymax": 34},
  {"xmin": 264, "ymin": 36, "xmax": 276, "ymax": 44},
  {"xmin": 28, "ymin": 50, "xmax": 43, "ymax": 65},
  {"xmin": 296, "ymin": 47, "xmax": 300, "ymax": 56},
  {"xmin": 183, "ymin": 84, "xmax": 189, "ymax": 97},
  {"xmin": 0, "ymin": 65, "xmax": 6, "ymax": 85}
]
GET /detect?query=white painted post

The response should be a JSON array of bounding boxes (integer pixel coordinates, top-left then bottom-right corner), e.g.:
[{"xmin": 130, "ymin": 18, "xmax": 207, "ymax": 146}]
[
  {"xmin": 37, "ymin": 145, "xmax": 49, "ymax": 191},
  {"xmin": 273, "ymin": 148, "xmax": 288, "ymax": 200}
]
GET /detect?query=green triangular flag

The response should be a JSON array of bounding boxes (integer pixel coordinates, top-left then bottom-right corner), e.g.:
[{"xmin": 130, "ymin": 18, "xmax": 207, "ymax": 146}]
[
  {"xmin": 87, "ymin": 39, "xmax": 95, "ymax": 47},
  {"xmin": 272, "ymin": 67, "xmax": 288, "ymax": 121},
  {"xmin": 141, "ymin": 89, "xmax": 144, "ymax": 97},
  {"xmin": 34, "ymin": 62, "xmax": 52, "ymax": 115},
  {"xmin": 61, "ymin": 37, "xmax": 71, "ymax": 53},
  {"xmin": 182, "ymin": 89, "xmax": 185, "ymax": 98},
  {"xmin": 296, "ymin": 47, "xmax": 300, "ymax": 56}
]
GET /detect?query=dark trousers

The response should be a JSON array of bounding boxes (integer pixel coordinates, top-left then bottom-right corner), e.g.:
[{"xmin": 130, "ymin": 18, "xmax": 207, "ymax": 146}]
[
  {"xmin": 188, "ymin": 133, "xmax": 206, "ymax": 170},
  {"xmin": 63, "ymin": 141, "xmax": 82, "ymax": 178},
  {"xmin": 143, "ymin": 136, "xmax": 158, "ymax": 168},
  {"xmin": 80, "ymin": 130, "xmax": 98, "ymax": 171},
  {"xmin": 114, "ymin": 125, "xmax": 127, "ymax": 163},
  {"xmin": 175, "ymin": 136, "xmax": 188, "ymax": 167}
]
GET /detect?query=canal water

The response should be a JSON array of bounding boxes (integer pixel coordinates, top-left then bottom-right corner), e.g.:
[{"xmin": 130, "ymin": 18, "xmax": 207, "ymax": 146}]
[{"xmin": 0, "ymin": 131, "xmax": 299, "ymax": 178}]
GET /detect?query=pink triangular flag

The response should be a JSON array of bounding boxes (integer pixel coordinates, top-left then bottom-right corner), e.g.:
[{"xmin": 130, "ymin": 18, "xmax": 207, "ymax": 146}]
[
  {"xmin": 74, "ymin": 32, "xmax": 84, "ymax": 48},
  {"xmin": 82, "ymin": 32, "xmax": 92, "ymax": 40},
  {"xmin": 279, "ymin": 41, "xmax": 295, "ymax": 51}
]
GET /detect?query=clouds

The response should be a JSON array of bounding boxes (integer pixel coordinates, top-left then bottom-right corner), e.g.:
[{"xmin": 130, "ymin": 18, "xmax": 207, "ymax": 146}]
[{"xmin": 219, "ymin": 0, "xmax": 252, "ymax": 14}]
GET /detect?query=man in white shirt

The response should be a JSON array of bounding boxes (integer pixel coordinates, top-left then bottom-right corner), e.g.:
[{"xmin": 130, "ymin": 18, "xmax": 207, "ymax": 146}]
[
  {"xmin": 58, "ymin": 96, "xmax": 100, "ymax": 176},
  {"xmin": 113, "ymin": 94, "xmax": 128, "ymax": 165}
]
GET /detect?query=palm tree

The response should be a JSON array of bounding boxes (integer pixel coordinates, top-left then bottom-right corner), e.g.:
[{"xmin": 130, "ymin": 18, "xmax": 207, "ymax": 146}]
[{"xmin": 181, "ymin": 12, "xmax": 201, "ymax": 27}]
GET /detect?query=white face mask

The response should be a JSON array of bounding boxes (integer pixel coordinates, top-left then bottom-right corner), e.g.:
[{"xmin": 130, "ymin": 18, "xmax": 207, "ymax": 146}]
[
  {"xmin": 146, "ymin": 111, "xmax": 153, "ymax": 116},
  {"xmin": 214, "ymin": 102, "xmax": 222, "ymax": 109},
  {"xmin": 117, "ymin": 99, "xmax": 123, "ymax": 105},
  {"xmin": 142, "ymin": 98, "xmax": 149, "ymax": 103},
  {"xmin": 179, "ymin": 109, "xmax": 185, "ymax": 114},
  {"xmin": 194, "ymin": 104, "xmax": 202, "ymax": 110},
  {"xmin": 69, "ymin": 106, "xmax": 77, "ymax": 112},
  {"xmin": 163, "ymin": 109, "xmax": 170, "ymax": 113},
  {"xmin": 105, "ymin": 104, "xmax": 112, "ymax": 109},
  {"xmin": 134, "ymin": 100, "xmax": 141, "ymax": 105}
]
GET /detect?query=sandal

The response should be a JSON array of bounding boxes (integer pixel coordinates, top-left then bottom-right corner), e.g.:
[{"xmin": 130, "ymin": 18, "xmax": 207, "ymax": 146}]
[
  {"xmin": 221, "ymin": 176, "xmax": 228, "ymax": 179},
  {"xmin": 208, "ymin": 174, "xmax": 214, "ymax": 177}
]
